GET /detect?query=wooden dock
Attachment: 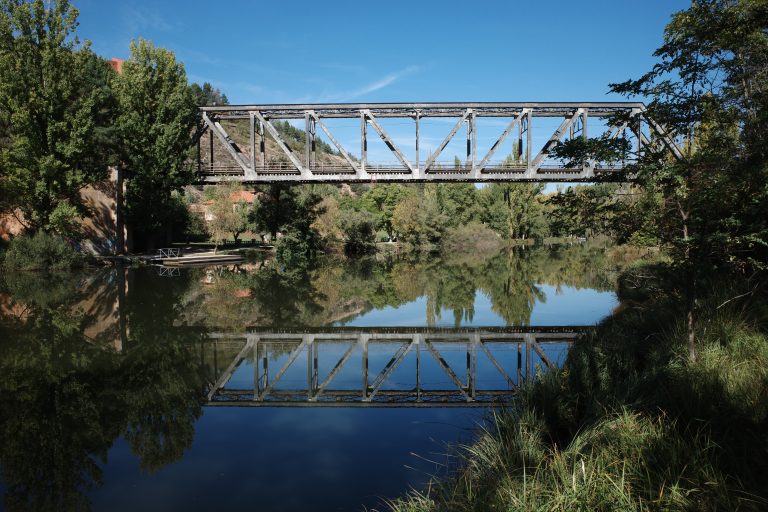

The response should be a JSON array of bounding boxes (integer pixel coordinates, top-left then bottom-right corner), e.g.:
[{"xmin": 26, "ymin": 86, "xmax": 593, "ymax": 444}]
[{"xmin": 154, "ymin": 252, "xmax": 244, "ymax": 267}]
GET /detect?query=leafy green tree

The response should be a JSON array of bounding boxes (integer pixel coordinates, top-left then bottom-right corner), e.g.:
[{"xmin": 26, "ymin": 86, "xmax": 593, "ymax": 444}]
[
  {"xmin": 553, "ymin": 0, "xmax": 768, "ymax": 360},
  {"xmin": 437, "ymin": 183, "xmax": 481, "ymax": 227},
  {"xmin": 0, "ymin": 0, "xmax": 117, "ymax": 234},
  {"xmin": 337, "ymin": 209, "xmax": 376, "ymax": 255},
  {"xmin": 360, "ymin": 184, "xmax": 414, "ymax": 239},
  {"xmin": 189, "ymin": 82, "xmax": 229, "ymax": 106},
  {"xmin": 114, "ymin": 38, "xmax": 196, "ymax": 250},
  {"xmin": 480, "ymin": 183, "xmax": 547, "ymax": 239},
  {"xmin": 205, "ymin": 184, "xmax": 254, "ymax": 250},
  {"xmin": 391, "ymin": 186, "xmax": 447, "ymax": 247}
]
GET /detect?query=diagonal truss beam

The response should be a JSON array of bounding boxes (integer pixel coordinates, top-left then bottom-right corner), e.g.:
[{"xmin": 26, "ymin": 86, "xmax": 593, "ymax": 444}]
[
  {"xmin": 477, "ymin": 109, "xmax": 530, "ymax": 172},
  {"xmin": 366, "ymin": 340, "xmax": 414, "ymax": 401},
  {"xmin": 308, "ymin": 111, "xmax": 359, "ymax": 173},
  {"xmin": 640, "ymin": 111, "xmax": 685, "ymax": 161},
  {"xmin": 207, "ymin": 337, "xmax": 254, "ymax": 400},
  {"xmin": 477, "ymin": 340, "xmax": 516, "ymax": 387},
  {"xmin": 424, "ymin": 341, "xmax": 469, "ymax": 400},
  {"xmin": 260, "ymin": 337, "xmax": 310, "ymax": 397},
  {"xmin": 529, "ymin": 108, "xmax": 585, "ymax": 174},
  {"xmin": 252, "ymin": 111, "xmax": 308, "ymax": 176},
  {"xmin": 422, "ymin": 110, "xmax": 471, "ymax": 173},
  {"xmin": 310, "ymin": 340, "xmax": 357, "ymax": 401},
  {"xmin": 363, "ymin": 110, "xmax": 414, "ymax": 173},
  {"xmin": 530, "ymin": 340, "xmax": 555, "ymax": 368},
  {"xmin": 202, "ymin": 112, "xmax": 256, "ymax": 178}
]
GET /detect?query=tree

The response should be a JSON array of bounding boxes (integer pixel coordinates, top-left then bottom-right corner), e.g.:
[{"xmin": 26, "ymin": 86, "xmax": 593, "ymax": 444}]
[
  {"xmin": 205, "ymin": 184, "xmax": 254, "ymax": 251},
  {"xmin": 0, "ymin": 0, "xmax": 117, "ymax": 234},
  {"xmin": 337, "ymin": 209, "xmax": 376, "ymax": 255},
  {"xmin": 480, "ymin": 183, "xmax": 547, "ymax": 240},
  {"xmin": 189, "ymin": 82, "xmax": 229, "ymax": 106},
  {"xmin": 554, "ymin": 0, "xmax": 768, "ymax": 361},
  {"xmin": 114, "ymin": 38, "xmax": 196, "ymax": 250},
  {"xmin": 360, "ymin": 184, "xmax": 414, "ymax": 240},
  {"xmin": 391, "ymin": 186, "xmax": 447, "ymax": 247},
  {"xmin": 437, "ymin": 183, "xmax": 481, "ymax": 228}
]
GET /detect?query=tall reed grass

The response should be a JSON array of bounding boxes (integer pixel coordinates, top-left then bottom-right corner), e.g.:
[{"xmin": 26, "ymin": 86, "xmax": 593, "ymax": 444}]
[{"xmin": 388, "ymin": 267, "xmax": 768, "ymax": 511}]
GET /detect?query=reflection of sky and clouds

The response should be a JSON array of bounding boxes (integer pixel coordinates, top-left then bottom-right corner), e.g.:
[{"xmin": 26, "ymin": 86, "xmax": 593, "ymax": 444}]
[
  {"xmin": 0, "ymin": 245, "xmax": 628, "ymax": 512},
  {"xmin": 94, "ymin": 407, "xmax": 482, "ymax": 512},
  {"xmin": 343, "ymin": 286, "xmax": 617, "ymax": 327}
]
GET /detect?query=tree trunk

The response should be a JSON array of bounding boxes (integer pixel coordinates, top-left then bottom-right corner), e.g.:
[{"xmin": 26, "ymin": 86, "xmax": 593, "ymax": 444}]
[{"xmin": 680, "ymin": 204, "xmax": 697, "ymax": 362}]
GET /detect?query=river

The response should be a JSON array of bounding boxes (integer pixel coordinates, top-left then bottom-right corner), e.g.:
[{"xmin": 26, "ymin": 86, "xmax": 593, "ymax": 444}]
[{"xmin": 0, "ymin": 243, "xmax": 625, "ymax": 511}]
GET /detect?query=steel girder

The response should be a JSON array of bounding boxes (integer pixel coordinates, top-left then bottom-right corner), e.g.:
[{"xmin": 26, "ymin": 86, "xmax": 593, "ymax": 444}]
[
  {"xmin": 203, "ymin": 327, "xmax": 582, "ymax": 407},
  {"xmin": 195, "ymin": 102, "xmax": 681, "ymax": 184}
]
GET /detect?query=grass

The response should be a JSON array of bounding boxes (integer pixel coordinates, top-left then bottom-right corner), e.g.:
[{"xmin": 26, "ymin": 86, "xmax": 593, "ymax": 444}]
[{"xmin": 387, "ymin": 266, "xmax": 768, "ymax": 511}]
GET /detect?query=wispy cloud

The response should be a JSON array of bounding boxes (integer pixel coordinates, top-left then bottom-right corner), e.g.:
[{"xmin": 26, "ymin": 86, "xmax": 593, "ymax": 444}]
[
  {"xmin": 322, "ymin": 65, "xmax": 420, "ymax": 102},
  {"xmin": 122, "ymin": 6, "xmax": 174, "ymax": 34}
]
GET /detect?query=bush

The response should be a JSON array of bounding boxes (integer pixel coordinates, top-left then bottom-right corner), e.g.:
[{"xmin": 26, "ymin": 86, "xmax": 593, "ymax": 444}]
[
  {"xmin": 337, "ymin": 210, "xmax": 376, "ymax": 256},
  {"xmin": 275, "ymin": 229, "xmax": 313, "ymax": 269},
  {"xmin": 2, "ymin": 232, "xmax": 84, "ymax": 271},
  {"xmin": 441, "ymin": 222, "xmax": 503, "ymax": 254}
]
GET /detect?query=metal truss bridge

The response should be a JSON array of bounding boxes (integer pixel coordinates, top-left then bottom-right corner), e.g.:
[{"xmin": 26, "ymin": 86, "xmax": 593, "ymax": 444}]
[
  {"xmin": 202, "ymin": 327, "xmax": 583, "ymax": 408},
  {"xmin": 195, "ymin": 102, "xmax": 682, "ymax": 184}
]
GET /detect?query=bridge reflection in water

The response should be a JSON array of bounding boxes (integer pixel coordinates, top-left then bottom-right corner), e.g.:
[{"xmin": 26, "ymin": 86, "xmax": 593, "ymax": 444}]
[{"xmin": 203, "ymin": 327, "xmax": 586, "ymax": 408}]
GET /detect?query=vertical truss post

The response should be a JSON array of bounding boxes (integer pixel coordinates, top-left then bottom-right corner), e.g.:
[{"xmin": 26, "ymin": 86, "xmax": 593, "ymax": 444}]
[
  {"xmin": 415, "ymin": 334, "xmax": 421, "ymax": 402},
  {"xmin": 253, "ymin": 338, "xmax": 258, "ymax": 399},
  {"xmin": 415, "ymin": 111, "xmax": 421, "ymax": 178},
  {"xmin": 213, "ymin": 341, "xmax": 218, "ymax": 381},
  {"xmin": 259, "ymin": 120, "xmax": 266, "ymax": 169},
  {"xmin": 262, "ymin": 342, "xmax": 269, "ymax": 390},
  {"xmin": 469, "ymin": 110, "xmax": 477, "ymax": 177},
  {"xmin": 525, "ymin": 333, "xmax": 534, "ymax": 378},
  {"xmin": 307, "ymin": 336, "xmax": 314, "ymax": 400},
  {"xmin": 310, "ymin": 116, "xmax": 317, "ymax": 168},
  {"xmin": 517, "ymin": 342, "xmax": 522, "ymax": 384},
  {"xmin": 305, "ymin": 112, "xmax": 311, "ymax": 169},
  {"xmin": 470, "ymin": 334, "xmax": 477, "ymax": 399},
  {"xmin": 517, "ymin": 117, "xmax": 523, "ymax": 161},
  {"xmin": 209, "ymin": 129, "xmax": 214, "ymax": 172},
  {"xmin": 249, "ymin": 113, "xmax": 256, "ymax": 175},
  {"xmin": 196, "ymin": 133, "xmax": 201, "ymax": 175},
  {"xmin": 466, "ymin": 110, "xmax": 473, "ymax": 167},
  {"xmin": 362, "ymin": 334, "xmax": 368, "ymax": 400},
  {"xmin": 360, "ymin": 112, "xmax": 367, "ymax": 176},
  {"xmin": 526, "ymin": 110, "xmax": 533, "ymax": 168},
  {"xmin": 632, "ymin": 108, "xmax": 642, "ymax": 156}
]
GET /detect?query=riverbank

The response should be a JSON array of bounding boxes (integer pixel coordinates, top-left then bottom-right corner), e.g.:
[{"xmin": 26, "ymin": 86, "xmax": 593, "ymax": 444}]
[{"xmin": 388, "ymin": 266, "xmax": 768, "ymax": 511}]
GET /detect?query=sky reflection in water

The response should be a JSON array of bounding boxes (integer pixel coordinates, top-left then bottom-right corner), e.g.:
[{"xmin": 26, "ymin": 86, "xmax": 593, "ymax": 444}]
[{"xmin": 0, "ymin": 244, "xmax": 627, "ymax": 511}]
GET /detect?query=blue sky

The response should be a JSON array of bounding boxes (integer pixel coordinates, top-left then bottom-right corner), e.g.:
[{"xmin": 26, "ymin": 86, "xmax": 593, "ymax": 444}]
[
  {"xmin": 73, "ymin": 1, "xmax": 689, "ymax": 166},
  {"xmin": 76, "ymin": 0, "xmax": 689, "ymax": 105}
]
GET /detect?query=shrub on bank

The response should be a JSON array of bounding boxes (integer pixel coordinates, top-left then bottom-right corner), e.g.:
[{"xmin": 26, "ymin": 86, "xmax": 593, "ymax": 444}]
[
  {"xmin": 2, "ymin": 232, "xmax": 84, "ymax": 271},
  {"xmin": 441, "ymin": 222, "xmax": 503, "ymax": 254},
  {"xmin": 389, "ymin": 267, "xmax": 768, "ymax": 511}
]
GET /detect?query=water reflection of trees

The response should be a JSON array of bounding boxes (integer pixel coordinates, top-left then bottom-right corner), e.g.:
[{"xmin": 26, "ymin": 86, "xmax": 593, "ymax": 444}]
[
  {"xmin": 0, "ymin": 270, "xmax": 208, "ymax": 511},
  {"xmin": 185, "ymin": 242, "xmax": 622, "ymax": 329}
]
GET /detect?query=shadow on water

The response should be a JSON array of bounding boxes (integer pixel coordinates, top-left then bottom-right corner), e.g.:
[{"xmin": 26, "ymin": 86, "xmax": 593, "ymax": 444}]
[{"xmin": 0, "ymin": 243, "xmax": 625, "ymax": 512}]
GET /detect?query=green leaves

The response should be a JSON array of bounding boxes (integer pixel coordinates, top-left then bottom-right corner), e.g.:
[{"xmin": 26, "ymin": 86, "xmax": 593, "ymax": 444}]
[
  {"xmin": 113, "ymin": 38, "xmax": 197, "ymax": 247},
  {"xmin": 0, "ymin": 0, "xmax": 117, "ymax": 232}
]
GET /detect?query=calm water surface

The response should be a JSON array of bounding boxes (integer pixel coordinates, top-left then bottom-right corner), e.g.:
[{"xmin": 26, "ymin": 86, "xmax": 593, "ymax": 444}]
[{"xmin": 0, "ymin": 244, "xmax": 622, "ymax": 511}]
